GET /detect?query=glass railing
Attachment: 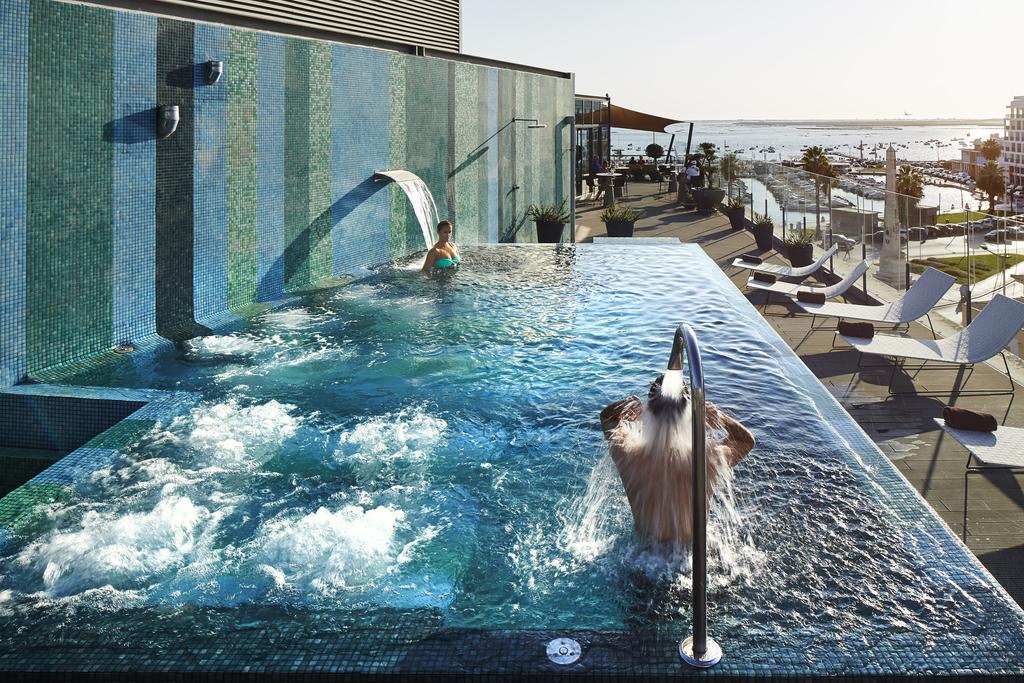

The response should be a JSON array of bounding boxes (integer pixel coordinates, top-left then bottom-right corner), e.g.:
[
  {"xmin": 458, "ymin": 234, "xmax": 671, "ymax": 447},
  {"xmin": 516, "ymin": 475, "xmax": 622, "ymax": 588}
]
[{"xmin": 711, "ymin": 157, "xmax": 1024, "ymax": 338}]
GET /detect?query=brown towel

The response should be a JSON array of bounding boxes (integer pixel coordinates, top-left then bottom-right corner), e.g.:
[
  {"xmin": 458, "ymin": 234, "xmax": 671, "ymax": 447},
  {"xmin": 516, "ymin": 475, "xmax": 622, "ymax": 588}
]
[
  {"xmin": 837, "ymin": 321, "xmax": 874, "ymax": 338},
  {"xmin": 740, "ymin": 253, "xmax": 763, "ymax": 264},
  {"xmin": 752, "ymin": 272, "xmax": 776, "ymax": 284},
  {"xmin": 797, "ymin": 291, "xmax": 826, "ymax": 304},
  {"xmin": 943, "ymin": 406, "xmax": 998, "ymax": 432}
]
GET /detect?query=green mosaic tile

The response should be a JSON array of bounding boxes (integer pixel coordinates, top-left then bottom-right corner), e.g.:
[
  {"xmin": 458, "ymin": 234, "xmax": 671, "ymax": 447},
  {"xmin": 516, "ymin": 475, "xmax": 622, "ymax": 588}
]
[
  {"xmin": 387, "ymin": 54, "xmax": 408, "ymax": 259},
  {"xmin": 26, "ymin": 0, "xmax": 113, "ymax": 373},
  {"xmin": 405, "ymin": 56, "xmax": 448, "ymax": 247},
  {"xmin": 83, "ymin": 418, "xmax": 156, "ymax": 449},
  {"xmin": 283, "ymin": 37, "xmax": 311, "ymax": 291},
  {"xmin": 227, "ymin": 29, "xmax": 258, "ymax": 312},
  {"xmin": 476, "ymin": 67, "xmax": 490, "ymax": 242},
  {"xmin": 307, "ymin": 40, "xmax": 333, "ymax": 284},
  {"xmin": 0, "ymin": 482, "xmax": 67, "ymax": 531},
  {"xmin": 451, "ymin": 62, "xmax": 480, "ymax": 244}
]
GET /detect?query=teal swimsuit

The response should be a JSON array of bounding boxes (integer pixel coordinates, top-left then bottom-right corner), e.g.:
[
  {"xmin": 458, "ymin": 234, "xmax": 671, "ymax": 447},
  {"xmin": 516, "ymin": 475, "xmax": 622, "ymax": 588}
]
[{"xmin": 434, "ymin": 255, "xmax": 460, "ymax": 270}]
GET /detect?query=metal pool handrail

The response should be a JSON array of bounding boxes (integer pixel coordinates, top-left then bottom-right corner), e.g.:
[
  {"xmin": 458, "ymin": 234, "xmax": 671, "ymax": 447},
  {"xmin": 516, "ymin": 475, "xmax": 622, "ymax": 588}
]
[{"xmin": 668, "ymin": 323, "xmax": 722, "ymax": 668}]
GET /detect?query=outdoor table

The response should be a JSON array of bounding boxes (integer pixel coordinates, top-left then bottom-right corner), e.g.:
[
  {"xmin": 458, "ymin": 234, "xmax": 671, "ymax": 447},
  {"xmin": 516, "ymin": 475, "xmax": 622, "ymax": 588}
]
[{"xmin": 596, "ymin": 172, "xmax": 620, "ymax": 208}]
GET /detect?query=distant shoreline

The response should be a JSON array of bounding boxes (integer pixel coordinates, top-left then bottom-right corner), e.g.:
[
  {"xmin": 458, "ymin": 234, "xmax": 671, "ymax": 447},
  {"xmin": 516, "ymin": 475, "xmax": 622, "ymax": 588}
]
[{"xmin": 706, "ymin": 119, "xmax": 1002, "ymax": 128}]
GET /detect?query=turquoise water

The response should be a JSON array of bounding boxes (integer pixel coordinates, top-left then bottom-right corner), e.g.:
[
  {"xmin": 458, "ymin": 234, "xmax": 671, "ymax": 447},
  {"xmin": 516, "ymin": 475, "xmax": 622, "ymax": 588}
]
[{"xmin": 1, "ymin": 245, "xmax": 1022, "ymax": 675}]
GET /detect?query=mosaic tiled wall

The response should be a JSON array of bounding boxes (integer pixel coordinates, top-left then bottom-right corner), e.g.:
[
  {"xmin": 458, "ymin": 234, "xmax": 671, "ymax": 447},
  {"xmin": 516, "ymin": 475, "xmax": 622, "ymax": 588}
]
[{"xmin": 0, "ymin": 0, "xmax": 574, "ymax": 386}]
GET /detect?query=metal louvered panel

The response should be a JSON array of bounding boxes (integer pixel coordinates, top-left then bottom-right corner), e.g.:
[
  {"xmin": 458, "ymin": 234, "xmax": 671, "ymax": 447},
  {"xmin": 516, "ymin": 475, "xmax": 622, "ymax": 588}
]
[{"xmin": 93, "ymin": 0, "xmax": 462, "ymax": 52}]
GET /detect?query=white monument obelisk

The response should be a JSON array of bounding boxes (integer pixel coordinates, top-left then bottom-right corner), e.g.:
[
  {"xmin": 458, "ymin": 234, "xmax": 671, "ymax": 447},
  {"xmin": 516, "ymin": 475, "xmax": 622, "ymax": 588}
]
[{"xmin": 877, "ymin": 145, "xmax": 905, "ymax": 287}]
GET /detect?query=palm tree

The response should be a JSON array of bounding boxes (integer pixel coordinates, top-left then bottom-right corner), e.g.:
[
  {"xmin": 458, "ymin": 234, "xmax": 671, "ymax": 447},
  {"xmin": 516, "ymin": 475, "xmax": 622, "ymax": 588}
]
[
  {"xmin": 719, "ymin": 153, "xmax": 740, "ymax": 198},
  {"xmin": 977, "ymin": 161, "xmax": 1006, "ymax": 213},
  {"xmin": 896, "ymin": 165, "xmax": 924, "ymax": 228},
  {"xmin": 980, "ymin": 138, "xmax": 1002, "ymax": 162},
  {"xmin": 800, "ymin": 146, "xmax": 836, "ymax": 238}
]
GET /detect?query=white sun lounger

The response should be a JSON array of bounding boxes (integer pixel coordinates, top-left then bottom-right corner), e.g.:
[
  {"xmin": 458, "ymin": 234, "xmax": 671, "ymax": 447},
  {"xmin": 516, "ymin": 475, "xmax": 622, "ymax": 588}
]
[
  {"xmin": 798, "ymin": 267, "xmax": 955, "ymax": 338},
  {"xmin": 731, "ymin": 244, "xmax": 838, "ymax": 280},
  {"xmin": 840, "ymin": 294, "xmax": 1024, "ymax": 394},
  {"xmin": 935, "ymin": 417, "xmax": 1024, "ymax": 536},
  {"xmin": 935, "ymin": 418, "xmax": 1024, "ymax": 471},
  {"xmin": 746, "ymin": 259, "xmax": 868, "ymax": 301}
]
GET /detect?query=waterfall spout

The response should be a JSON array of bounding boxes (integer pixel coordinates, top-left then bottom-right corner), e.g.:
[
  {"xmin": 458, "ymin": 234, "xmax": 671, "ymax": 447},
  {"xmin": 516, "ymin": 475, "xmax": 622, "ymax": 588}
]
[{"xmin": 374, "ymin": 170, "xmax": 440, "ymax": 252}]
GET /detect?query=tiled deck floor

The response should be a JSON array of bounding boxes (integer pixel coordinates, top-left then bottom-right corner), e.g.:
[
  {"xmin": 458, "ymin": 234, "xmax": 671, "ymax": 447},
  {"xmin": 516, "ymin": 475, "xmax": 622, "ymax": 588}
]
[{"xmin": 576, "ymin": 182, "xmax": 1024, "ymax": 605}]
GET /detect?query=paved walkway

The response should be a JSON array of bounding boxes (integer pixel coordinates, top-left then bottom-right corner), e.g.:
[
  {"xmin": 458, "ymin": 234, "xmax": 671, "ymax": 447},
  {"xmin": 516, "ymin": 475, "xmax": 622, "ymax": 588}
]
[{"xmin": 576, "ymin": 182, "xmax": 1024, "ymax": 605}]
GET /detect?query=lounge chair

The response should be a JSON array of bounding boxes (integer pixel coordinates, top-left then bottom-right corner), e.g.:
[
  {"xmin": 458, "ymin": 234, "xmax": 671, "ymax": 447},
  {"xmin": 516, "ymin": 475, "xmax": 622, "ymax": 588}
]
[
  {"xmin": 840, "ymin": 293, "xmax": 1024, "ymax": 395},
  {"xmin": 935, "ymin": 417, "xmax": 1024, "ymax": 472},
  {"xmin": 935, "ymin": 417, "xmax": 1024, "ymax": 538},
  {"xmin": 746, "ymin": 260, "xmax": 868, "ymax": 309},
  {"xmin": 732, "ymin": 244, "xmax": 839, "ymax": 280},
  {"xmin": 800, "ymin": 267, "xmax": 955, "ymax": 338}
]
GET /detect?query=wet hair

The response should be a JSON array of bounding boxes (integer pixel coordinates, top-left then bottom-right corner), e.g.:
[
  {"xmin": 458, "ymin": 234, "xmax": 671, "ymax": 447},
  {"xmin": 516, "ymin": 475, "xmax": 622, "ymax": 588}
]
[
  {"xmin": 647, "ymin": 373, "xmax": 688, "ymax": 418},
  {"xmin": 437, "ymin": 220, "xmax": 453, "ymax": 231}
]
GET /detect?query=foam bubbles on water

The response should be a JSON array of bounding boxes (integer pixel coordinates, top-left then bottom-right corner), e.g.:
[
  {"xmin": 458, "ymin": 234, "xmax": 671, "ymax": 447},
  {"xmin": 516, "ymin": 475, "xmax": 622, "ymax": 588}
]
[
  {"xmin": 183, "ymin": 399, "xmax": 302, "ymax": 465},
  {"xmin": 333, "ymin": 408, "xmax": 446, "ymax": 464},
  {"xmin": 257, "ymin": 505, "xmax": 405, "ymax": 594},
  {"xmin": 16, "ymin": 496, "xmax": 210, "ymax": 598},
  {"xmin": 184, "ymin": 333, "xmax": 268, "ymax": 357}
]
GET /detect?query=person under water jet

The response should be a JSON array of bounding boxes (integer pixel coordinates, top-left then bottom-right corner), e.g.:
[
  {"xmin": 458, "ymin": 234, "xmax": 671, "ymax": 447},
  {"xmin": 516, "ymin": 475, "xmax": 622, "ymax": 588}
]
[
  {"xmin": 421, "ymin": 220, "xmax": 461, "ymax": 274},
  {"xmin": 600, "ymin": 352, "xmax": 754, "ymax": 545}
]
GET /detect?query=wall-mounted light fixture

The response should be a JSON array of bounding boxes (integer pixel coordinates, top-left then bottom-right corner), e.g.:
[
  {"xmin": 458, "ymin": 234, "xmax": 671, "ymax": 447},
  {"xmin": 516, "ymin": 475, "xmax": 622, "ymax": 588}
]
[
  {"xmin": 205, "ymin": 60, "xmax": 224, "ymax": 85},
  {"xmin": 157, "ymin": 105, "xmax": 179, "ymax": 139}
]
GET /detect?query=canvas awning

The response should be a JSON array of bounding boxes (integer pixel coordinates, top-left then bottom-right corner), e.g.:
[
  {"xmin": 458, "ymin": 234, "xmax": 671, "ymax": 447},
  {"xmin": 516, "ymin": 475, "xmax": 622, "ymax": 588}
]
[{"xmin": 575, "ymin": 102, "xmax": 686, "ymax": 133}]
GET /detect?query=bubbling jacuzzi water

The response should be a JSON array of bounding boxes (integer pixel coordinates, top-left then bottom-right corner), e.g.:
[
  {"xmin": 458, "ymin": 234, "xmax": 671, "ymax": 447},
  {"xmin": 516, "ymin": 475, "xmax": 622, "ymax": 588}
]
[{"xmin": 0, "ymin": 245, "xmax": 1016, "ymax": 665}]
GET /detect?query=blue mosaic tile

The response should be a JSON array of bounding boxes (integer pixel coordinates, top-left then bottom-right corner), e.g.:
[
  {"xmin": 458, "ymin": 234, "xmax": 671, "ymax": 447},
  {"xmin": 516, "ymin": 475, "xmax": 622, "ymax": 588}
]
[
  {"xmin": 111, "ymin": 10, "xmax": 157, "ymax": 348},
  {"xmin": 0, "ymin": 0, "xmax": 28, "ymax": 387}
]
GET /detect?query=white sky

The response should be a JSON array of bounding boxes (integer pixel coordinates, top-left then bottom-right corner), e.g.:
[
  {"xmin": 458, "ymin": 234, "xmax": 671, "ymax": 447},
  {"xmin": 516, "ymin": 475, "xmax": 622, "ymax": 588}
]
[{"xmin": 462, "ymin": 0, "xmax": 1023, "ymax": 120}]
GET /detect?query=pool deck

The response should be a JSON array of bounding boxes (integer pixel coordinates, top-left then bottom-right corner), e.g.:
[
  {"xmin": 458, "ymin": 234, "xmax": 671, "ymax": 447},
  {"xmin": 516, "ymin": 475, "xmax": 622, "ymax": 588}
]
[{"xmin": 576, "ymin": 182, "xmax": 1024, "ymax": 606}]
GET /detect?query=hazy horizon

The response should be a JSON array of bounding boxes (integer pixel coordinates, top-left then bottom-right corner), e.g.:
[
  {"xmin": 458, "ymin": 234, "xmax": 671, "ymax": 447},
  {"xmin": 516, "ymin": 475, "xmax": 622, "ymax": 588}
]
[{"xmin": 463, "ymin": 0, "xmax": 1023, "ymax": 121}]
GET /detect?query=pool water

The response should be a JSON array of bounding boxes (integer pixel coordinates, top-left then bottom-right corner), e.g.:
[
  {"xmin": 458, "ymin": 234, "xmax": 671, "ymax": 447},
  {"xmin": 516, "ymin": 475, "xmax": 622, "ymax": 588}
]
[{"xmin": 1, "ymin": 244, "xmax": 1022, "ymax": 676}]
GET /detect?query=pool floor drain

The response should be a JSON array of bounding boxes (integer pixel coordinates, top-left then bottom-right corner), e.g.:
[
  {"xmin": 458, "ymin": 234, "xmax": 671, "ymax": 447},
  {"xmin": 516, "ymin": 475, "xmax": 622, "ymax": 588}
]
[{"xmin": 546, "ymin": 637, "xmax": 581, "ymax": 665}]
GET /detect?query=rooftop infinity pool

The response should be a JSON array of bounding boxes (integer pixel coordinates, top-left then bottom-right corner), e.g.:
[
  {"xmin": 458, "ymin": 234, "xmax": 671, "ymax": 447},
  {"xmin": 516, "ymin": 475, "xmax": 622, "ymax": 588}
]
[{"xmin": 0, "ymin": 243, "xmax": 1022, "ymax": 679}]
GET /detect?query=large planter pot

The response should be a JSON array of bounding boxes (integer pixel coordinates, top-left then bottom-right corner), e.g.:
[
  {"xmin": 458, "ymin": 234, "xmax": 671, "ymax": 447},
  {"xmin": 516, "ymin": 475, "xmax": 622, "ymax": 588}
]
[
  {"xmin": 787, "ymin": 242, "xmax": 814, "ymax": 267},
  {"xmin": 605, "ymin": 220, "xmax": 636, "ymax": 237},
  {"xmin": 691, "ymin": 188, "xmax": 726, "ymax": 214},
  {"xmin": 752, "ymin": 223, "xmax": 774, "ymax": 251},
  {"xmin": 535, "ymin": 220, "xmax": 565, "ymax": 243},
  {"xmin": 723, "ymin": 206, "xmax": 745, "ymax": 230}
]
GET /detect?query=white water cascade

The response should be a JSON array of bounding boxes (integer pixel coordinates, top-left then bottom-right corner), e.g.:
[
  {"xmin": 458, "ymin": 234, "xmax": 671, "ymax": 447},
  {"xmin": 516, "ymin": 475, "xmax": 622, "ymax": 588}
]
[{"xmin": 374, "ymin": 170, "xmax": 440, "ymax": 251}]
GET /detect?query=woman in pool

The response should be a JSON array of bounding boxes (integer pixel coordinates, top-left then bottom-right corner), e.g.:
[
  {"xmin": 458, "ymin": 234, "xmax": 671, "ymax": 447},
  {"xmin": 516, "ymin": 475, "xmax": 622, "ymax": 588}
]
[
  {"xmin": 421, "ymin": 219, "xmax": 461, "ymax": 274},
  {"xmin": 600, "ymin": 374, "xmax": 755, "ymax": 545}
]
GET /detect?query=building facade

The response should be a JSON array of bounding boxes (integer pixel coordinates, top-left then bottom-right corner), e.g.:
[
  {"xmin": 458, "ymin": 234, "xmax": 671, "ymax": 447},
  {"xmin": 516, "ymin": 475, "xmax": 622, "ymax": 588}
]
[
  {"xmin": 954, "ymin": 134, "xmax": 1005, "ymax": 180},
  {"xmin": 1005, "ymin": 95, "xmax": 1024, "ymax": 189}
]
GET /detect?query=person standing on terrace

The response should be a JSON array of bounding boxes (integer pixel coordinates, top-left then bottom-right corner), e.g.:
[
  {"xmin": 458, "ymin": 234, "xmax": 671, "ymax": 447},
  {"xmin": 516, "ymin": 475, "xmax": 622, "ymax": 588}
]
[{"xmin": 421, "ymin": 220, "xmax": 461, "ymax": 274}]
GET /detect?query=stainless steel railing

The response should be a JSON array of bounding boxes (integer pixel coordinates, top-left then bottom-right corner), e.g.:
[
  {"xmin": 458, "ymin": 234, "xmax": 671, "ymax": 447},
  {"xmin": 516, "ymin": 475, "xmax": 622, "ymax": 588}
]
[{"xmin": 667, "ymin": 323, "xmax": 722, "ymax": 668}]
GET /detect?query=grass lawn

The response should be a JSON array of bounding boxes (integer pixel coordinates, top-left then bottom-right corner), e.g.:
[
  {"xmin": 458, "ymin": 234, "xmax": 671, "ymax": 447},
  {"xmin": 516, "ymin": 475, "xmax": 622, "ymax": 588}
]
[
  {"xmin": 937, "ymin": 210, "xmax": 989, "ymax": 224},
  {"xmin": 910, "ymin": 253, "xmax": 1024, "ymax": 284}
]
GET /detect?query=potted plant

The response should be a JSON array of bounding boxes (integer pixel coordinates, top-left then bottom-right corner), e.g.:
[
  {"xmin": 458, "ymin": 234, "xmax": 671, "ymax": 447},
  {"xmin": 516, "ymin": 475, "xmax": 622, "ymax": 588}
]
[
  {"xmin": 752, "ymin": 212, "xmax": 774, "ymax": 251},
  {"xmin": 601, "ymin": 205, "xmax": 643, "ymax": 237},
  {"xmin": 782, "ymin": 228, "xmax": 815, "ymax": 267},
  {"xmin": 723, "ymin": 197, "xmax": 746, "ymax": 230},
  {"xmin": 690, "ymin": 144, "xmax": 725, "ymax": 212},
  {"xmin": 528, "ymin": 201, "xmax": 572, "ymax": 243},
  {"xmin": 691, "ymin": 186, "xmax": 727, "ymax": 213}
]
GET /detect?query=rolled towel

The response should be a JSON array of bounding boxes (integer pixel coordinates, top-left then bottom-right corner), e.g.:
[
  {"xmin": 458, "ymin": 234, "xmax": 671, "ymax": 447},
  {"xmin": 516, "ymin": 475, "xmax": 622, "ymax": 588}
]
[
  {"xmin": 797, "ymin": 290, "xmax": 826, "ymax": 304},
  {"xmin": 752, "ymin": 272, "xmax": 776, "ymax": 284},
  {"xmin": 943, "ymin": 406, "xmax": 997, "ymax": 432},
  {"xmin": 837, "ymin": 320, "xmax": 874, "ymax": 338},
  {"xmin": 740, "ymin": 253, "xmax": 763, "ymax": 264}
]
